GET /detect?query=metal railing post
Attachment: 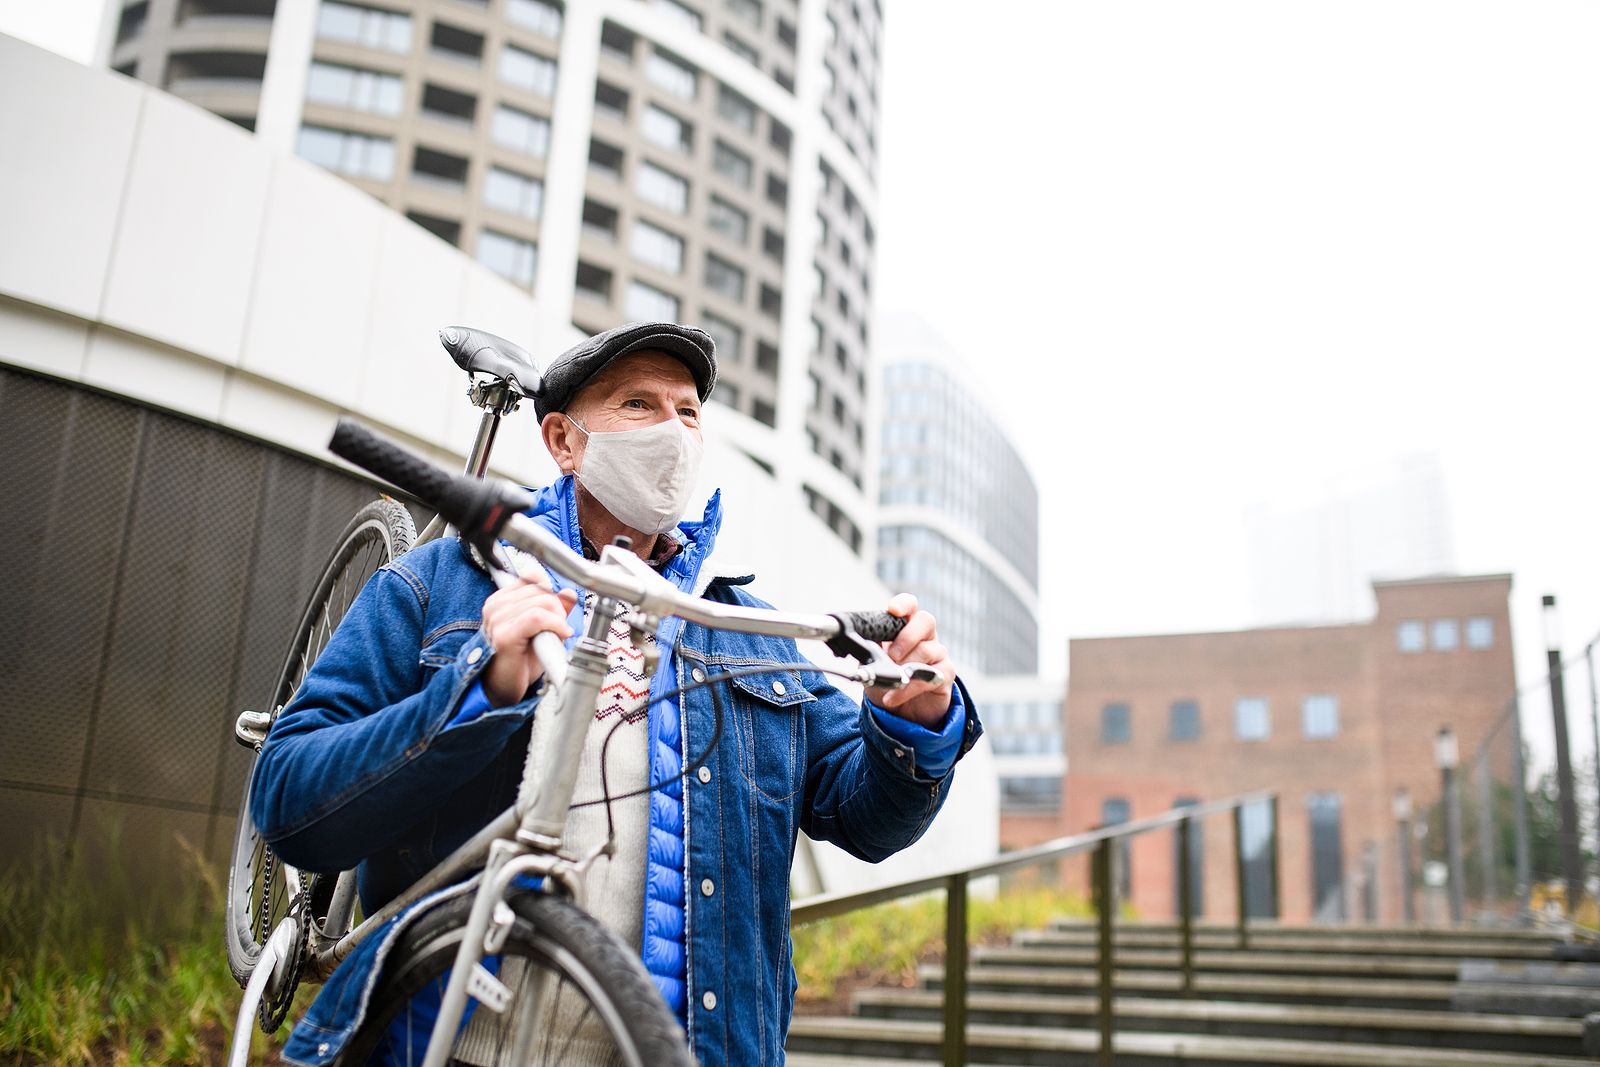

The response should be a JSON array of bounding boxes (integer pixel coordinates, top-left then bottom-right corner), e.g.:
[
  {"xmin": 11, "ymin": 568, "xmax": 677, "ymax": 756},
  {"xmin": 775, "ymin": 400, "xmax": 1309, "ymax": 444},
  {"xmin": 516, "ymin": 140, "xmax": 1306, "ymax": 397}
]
[
  {"xmin": 1476, "ymin": 753, "xmax": 1497, "ymax": 911},
  {"xmin": 1177, "ymin": 815, "xmax": 1195, "ymax": 996},
  {"xmin": 1093, "ymin": 838, "xmax": 1115, "ymax": 1067},
  {"xmin": 1268, "ymin": 795, "xmax": 1282, "ymax": 920},
  {"xmin": 941, "ymin": 874, "xmax": 968, "ymax": 1067},
  {"xmin": 1233, "ymin": 804, "xmax": 1250, "ymax": 949}
]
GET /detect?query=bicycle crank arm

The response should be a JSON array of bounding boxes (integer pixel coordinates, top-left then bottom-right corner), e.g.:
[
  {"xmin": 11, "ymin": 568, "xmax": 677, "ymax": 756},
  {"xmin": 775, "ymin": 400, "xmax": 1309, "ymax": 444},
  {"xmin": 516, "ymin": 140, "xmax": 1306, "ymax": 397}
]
[{"xmin": 226, "ymin": 920, "xmax": 297, "ymax": 1067}]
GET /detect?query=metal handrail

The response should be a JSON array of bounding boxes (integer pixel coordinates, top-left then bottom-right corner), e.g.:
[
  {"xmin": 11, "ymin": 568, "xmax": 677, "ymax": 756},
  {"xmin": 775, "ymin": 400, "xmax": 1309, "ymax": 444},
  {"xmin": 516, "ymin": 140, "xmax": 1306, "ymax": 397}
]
[{"xmin": 789, "ymin": 789, "xmax": 1281, "ymax": 1067}]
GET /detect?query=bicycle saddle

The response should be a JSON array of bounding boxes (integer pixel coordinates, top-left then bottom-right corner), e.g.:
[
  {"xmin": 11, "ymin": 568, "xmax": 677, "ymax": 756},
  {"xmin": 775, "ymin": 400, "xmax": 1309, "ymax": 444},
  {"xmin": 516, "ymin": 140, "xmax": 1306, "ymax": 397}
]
[{"xmin": 439, "ymin": 326, "xmax": 541, "ymax": 397}]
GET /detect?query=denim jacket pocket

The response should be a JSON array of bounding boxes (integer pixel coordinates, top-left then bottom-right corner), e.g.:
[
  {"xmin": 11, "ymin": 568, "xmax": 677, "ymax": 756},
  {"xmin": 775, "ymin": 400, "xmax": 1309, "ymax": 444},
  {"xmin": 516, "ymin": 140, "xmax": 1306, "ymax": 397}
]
[
  {"xmin": 727, "ymin": 665, "xmax": 814, "ymax": 803},
  {"xmin": 418, "ymin": 622, "xmax": 479, "ymax": 670}
]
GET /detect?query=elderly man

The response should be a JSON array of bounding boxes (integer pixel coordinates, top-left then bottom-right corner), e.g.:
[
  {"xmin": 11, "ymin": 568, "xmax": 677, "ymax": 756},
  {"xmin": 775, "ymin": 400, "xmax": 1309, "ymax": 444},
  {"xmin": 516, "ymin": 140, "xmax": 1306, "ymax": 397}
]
[{"xmin": 253, "ymin": 322, "xmax": 981, "ymax": 1066}]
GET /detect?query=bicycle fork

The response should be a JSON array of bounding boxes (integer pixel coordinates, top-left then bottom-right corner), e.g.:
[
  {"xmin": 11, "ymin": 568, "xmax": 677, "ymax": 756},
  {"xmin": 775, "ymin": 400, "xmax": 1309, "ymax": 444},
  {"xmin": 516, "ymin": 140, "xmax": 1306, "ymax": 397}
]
[{"xmin": 420, "ymin": 597, "xmax": 618, "ymax": 1067}]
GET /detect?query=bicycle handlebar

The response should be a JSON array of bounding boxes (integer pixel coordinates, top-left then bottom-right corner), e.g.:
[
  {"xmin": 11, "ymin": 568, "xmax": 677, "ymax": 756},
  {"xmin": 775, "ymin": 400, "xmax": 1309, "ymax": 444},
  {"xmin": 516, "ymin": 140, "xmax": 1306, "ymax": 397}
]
[{"xmin": 328, "ymin": 418, "xmax": 928, "ymax": 684}]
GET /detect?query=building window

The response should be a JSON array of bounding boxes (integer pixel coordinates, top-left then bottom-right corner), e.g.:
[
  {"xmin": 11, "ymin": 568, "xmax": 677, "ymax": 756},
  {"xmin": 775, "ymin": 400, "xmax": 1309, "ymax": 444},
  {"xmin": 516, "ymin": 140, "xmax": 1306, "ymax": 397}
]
[
  {"xmin": 1396, "ymin": 619, "xmax": 1425, "ymax": 652},
  {"xmin": 420, "ymin": 82, "xmax": 477, "ymax": 127},
  {"xmin": 726, "ymin": 0, "xmax": 762, "ymax": 28},
  {"xmin": 581, "ymin": 198, "xmax": 618, "ymax": 241},
  {"xmin": 716, "ymin": 84, "xmax": 757, "ymax": 133},
  {"xmin": 722, "ymin": 30, "xmax": 759, "ymax": 66},
  {"xmin": 1431, "ymin": 618, "xmax": 1459, "ymax": 651},
  {"xmin": 588, "ymin": 138, "xmax": 624, "ymax": 182},
  {"xmin": 477, "ymin": 230, "xmax": 537, "ymax": 286},
  {"xmin": 574, "ymin": 260, "xmax": 612, "ymax": 303},
  {"xmin": 491, "ymin": 104, "xmax": 550, "ymax": 156},
  {"xmin": 1466, "ymin": 616, "xmax": 1494, "ymax": 649},
  {"xmin": 705, "ymin": 254, "xmax": 745, "ymax": 301},
  {"xmin": 707, "ymin": 195, "xmax": 749, "ymax": 244},
  {"xmin": 1168, "ymin": 700, "xmax": 1199, "ymax": 741},
  {"xmin": 431, "ymin": 21, "xmax": 484, "ymax": 63},
  {"xmin": 316, "ymin": 1, "xmax": 411, "ymax": 52},
  {"xmin": 593, "ymin": 80, "xmax": 629, "ymax": 123},
  {"xmin": 483, "ymin": 166, "xmax": 543, "ymax": 219},
  {"xmin": 1301, "ymin": 694, "xmax": 1339, "ymax": 739},
  {"xmin": 645, "ymin": 49, "xmax": 697, "ymax": 99},
  {"xmin": 701, "ymin": 311, "xmax": 742, "ymax": 362},
  {"xmin": 499, "ymin": 45, "xmax": 557, "ymax": 96},
  {"xmin": 1102, "ymin": 797, "xmax": 1131, "ymax": 900},
  {"xmin": 629, "ymin": 219, "xmax": 685, "ymax": 273},
  {"xmin": 1240, "ymin": 798, "xmax": 1276, "ymax": 917},
  {"xmin": 1100, "ymin": 702, "xmax": 1130, "ymax": 744},
  {"xmin": 635, "ymin": 160, "xmax": 689, "ymax": 214},
  {"xmin": 1173, "ymin": 797, "xmax": 1203, "ymax": 915},
  {"xmin": 758, "ymin": 283, "xmax": 781, "ymax": 320},
  {"xmin": 1000, "ymin": 776, "xmax": 1061, "ymax": 813},
  {"xmin": 296, "ymin": 124, "xmax": 394, "ymax": 180},
  {"xmin": 1308, "ymin": 793, "xmax": 1345, "ymax": 921},
  {"xmin": 653, "ymin": 0, "xmax": 703, "ymax": 33},
  {"xmin": 755, "ymin": 340, "xmax": 778, "ymax": 375},
  {"xmin": 625, "ymin": 280, "xmax": 680, "ymax": 322},
  {"xmin": 305, "ymin": 61, "xmax": 404, "ymax": 116},
  {"xmin": 505, "ymin": 0, "xmax": 562, "ymax": 38},
  {"xmin": 712, "ymin": 140, "xmax": 752, "ymax": 187},
  {"xmin": 641, "ymin": 104, "xmax": 693, "ymax": 154},
  {"xmin": 752, "ymin": 397, "xmax": 775, "ymax": 426},
  {"xmin": 1234, "ymin": 697, "xmax": 1269, "ymax": 741}
]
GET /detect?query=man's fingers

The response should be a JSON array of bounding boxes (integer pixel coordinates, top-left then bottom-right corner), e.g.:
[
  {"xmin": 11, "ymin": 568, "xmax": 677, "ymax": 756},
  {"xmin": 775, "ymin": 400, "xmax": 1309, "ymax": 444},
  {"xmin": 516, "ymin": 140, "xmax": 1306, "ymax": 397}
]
[
  {"xmin": 886, "ymin": 592, "xmax": 918, "ymax": 619},
  {"xmin": 888, "ymin": 610, "xmax": 937, "ymax": 661}
]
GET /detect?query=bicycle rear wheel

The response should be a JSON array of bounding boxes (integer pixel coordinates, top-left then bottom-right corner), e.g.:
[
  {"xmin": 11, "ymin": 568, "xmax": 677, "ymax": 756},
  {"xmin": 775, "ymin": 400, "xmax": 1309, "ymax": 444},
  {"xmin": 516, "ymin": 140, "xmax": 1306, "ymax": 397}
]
[
  {"xmin": 338, "ymin": 892, "xmax": 691, "ymax": 1067},
  {"xmin": 224, "ymin": 499, "xmax": 416, "ymax": 1007}
]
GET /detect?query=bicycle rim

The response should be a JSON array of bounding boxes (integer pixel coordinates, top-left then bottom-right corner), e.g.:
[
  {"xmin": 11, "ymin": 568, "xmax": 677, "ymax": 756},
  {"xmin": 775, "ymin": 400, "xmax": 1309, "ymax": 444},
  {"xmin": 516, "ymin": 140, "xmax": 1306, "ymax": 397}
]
[
  {"xmin": 225, "ymin": 499, "xmax": 415, "ymax": 994},
  {"xmin": 340, "ymin": 893, "xmax": 691, "ymax": 1067}
]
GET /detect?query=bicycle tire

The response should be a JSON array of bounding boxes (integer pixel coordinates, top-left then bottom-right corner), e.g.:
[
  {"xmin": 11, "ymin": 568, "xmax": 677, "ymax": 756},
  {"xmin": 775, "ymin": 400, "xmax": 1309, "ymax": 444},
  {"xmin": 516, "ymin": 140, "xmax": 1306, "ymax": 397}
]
[
  {"xmin": 225, "ymin": 498, "xmax": 417, "ymax": 1006},
  {"xmin": 337, "ymin": 891, "xmax": 692, "ymax": 1067}
]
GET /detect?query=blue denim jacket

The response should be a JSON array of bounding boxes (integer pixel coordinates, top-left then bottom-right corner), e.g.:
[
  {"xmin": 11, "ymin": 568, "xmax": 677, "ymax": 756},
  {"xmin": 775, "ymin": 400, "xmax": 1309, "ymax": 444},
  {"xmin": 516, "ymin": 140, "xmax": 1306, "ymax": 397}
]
[{"xmin": 251, "ymin": 478, "xmax": 982, "ymax": 1065}]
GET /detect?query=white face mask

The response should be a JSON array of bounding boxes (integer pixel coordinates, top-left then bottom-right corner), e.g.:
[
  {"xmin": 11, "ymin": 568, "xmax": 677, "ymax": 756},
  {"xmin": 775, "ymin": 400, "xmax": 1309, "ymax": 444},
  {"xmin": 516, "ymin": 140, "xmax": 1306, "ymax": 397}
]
[{"xmin": 567, "ymin": 414, "xmax": 704, "ymax": 535}]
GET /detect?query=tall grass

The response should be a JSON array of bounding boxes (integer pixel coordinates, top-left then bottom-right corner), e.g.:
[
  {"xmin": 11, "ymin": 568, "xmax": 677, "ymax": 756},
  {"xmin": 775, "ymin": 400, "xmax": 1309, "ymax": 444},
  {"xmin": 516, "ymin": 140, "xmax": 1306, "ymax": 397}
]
[
  {"xmin": 0, "ymin": 820, "xmax": 295, "ymax": 1066},
  {"xmin": 791, "ymin": 882, "xmax": 1094, "ymax": 1005}
]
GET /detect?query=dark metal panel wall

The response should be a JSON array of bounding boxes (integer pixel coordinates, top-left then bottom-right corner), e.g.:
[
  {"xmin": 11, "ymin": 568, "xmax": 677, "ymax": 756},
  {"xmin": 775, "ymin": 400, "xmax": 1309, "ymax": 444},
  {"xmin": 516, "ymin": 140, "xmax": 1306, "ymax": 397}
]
[{"xmin": 0, "ymin": 366, "xmax": 400, "ymax": 878}]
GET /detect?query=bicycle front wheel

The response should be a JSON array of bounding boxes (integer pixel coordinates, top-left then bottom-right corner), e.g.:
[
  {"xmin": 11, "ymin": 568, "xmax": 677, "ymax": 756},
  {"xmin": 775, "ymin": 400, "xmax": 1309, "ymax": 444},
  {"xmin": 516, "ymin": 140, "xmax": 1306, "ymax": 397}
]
[
  {"xmin": 338, "ymin": 892, "xmax": 692, "ymax": 1067},
  {"xmin": 225, "ymin": 498, "xmax": 416, "ymax": 1001}
]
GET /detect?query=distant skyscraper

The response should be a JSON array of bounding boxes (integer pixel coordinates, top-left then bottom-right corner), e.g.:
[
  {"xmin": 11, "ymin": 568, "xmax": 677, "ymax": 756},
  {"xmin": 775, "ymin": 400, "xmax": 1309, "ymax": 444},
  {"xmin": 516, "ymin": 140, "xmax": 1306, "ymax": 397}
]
[
  {"xmin": 1246, "ymin": 452, "xmax": 1455, "ymax": 625},
  {"xmin": 874, "ymin": 316, "xmax": 1039, "ymax": 676},
  {"xmin": 105, "ymin": 0, "xmax": 884, "ymax": 552}
]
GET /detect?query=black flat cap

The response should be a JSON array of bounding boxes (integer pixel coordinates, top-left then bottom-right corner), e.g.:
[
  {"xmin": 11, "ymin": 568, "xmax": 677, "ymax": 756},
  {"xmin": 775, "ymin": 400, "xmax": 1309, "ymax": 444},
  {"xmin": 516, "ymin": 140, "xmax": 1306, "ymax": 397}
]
[{"xmin": 534, "ymin": 321, "xmax": 717, "ymax": 421}]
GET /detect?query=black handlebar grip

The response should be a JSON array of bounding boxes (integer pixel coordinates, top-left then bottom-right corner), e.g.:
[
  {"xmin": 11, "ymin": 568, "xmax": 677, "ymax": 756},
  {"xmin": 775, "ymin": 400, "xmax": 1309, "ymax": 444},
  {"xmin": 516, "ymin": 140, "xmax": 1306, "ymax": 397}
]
[
  {"xmin": 838, "ymin": 611, "xmax": 908, "ymax": 644},
  {"xmin": 329, "ymin": 417, "xmax": 530, "ymax": 545}
]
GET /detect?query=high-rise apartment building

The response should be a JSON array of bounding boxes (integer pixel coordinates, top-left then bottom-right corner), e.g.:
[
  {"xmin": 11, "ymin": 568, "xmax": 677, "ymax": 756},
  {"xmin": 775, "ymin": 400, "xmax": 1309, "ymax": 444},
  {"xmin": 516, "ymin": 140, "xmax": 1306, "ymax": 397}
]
[
  {"xmin": 104, "ymin": 0, "xmax": 882, "ymax": 550},
  {"xmin": 875, "ymin": 320, "xmax": 1040, "ymax": 675}
]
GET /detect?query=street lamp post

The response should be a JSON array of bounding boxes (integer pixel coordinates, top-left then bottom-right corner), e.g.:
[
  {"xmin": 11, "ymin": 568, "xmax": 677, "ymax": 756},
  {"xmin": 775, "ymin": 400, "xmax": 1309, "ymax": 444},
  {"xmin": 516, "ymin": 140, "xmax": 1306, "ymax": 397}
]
[
  {"xmin": 1544, "ymin": 595, "xmax": 1584, "ymax": 915},
  {"xmin": 1437, "ymin": 727, "xmax": 1466, "ymax": 923},
  {"xmin": 1394, "ymin": 788, "xmax": 1415, "ymax": 924}
]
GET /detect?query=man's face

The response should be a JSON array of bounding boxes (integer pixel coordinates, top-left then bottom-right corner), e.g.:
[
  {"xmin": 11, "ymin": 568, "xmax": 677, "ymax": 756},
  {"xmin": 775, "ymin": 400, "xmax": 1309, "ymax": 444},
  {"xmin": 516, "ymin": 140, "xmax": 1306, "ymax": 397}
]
[{"xmin": 544, "ymin": 350, "xmax": 703, "ymax": 474}]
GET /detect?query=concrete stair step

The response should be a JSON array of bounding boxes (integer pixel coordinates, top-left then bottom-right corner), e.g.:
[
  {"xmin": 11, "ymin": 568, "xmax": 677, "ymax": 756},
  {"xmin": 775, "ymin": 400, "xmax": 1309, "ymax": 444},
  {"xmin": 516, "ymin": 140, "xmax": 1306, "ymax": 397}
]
[
  {"xmin": 919, "ymin": 963, "xmax": 1600, "ymax": 1015},
  {"xmin": 975, "ymin": 944, "xmax": 1468, "ymax": 978},
  {"xmin": 847, "ymin": 988, "xmax": 1582, "ymax": 1056},
  {"xmin": 785, "ymin": 1016, "xmax": 1597, "ymax": 1066},
  {"xmin": 1017, "ymin": 928, "xmax": 1556, "ymax": 960}
]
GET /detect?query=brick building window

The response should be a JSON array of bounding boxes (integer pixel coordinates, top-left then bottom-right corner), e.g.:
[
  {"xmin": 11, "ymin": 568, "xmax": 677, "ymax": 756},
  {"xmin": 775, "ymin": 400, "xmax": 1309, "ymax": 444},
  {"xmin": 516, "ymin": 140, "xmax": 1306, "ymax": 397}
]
[
  {"xmin": 1308, "ymin": 793, "xmax": 1346, "ymax": 921},
  {"xmin": 1234, "ymin": 697, "xmax": 1269, "ymax": 741},
  {"xmin": 1102, "ymin": 797, "xmax": 1131, "ymax": 900},
  {"xmin": 1100, "ymin": 702, "xmax": 1130, "ymax": 744},
  {"xmin": 1301, "ymin": 694, "xmax": 1339, "ymax": 739},
  {"xmin": 1431, "ymin": 618, "xmax": 1459, "ymax": 651},
  {"xmin": 1168, "ymin": 700, "xmax": 1200, "ymax": 741},
  {"xmin": 1396, "ymin": 619, "xmax": 1425, "ymax": 652},
  {"xmin": 1466, "ymin": 616, "xmax": 1494, "ymax": 649}
]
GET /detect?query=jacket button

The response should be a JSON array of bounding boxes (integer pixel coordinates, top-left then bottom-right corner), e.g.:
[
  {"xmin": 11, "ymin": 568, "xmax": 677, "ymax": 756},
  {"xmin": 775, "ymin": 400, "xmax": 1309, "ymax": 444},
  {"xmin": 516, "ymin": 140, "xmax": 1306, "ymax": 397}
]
[
  {"xmin": 697, "ymin": 766, "xmax": 711, "ymax": 784},
  {"xmin": 703, "ymin": 991, "xmax": 717, "ymax": 1011},
  {"xmin": 771, "ymin": 680, "xmax": 786, "ymax": 695},
  {"xmin": 691, "ymin": 667, "xmax": 706, "ymax": 682},
  {"xmin": 893, "ymin": 747, "xmax": 905, "ymax": 758},
  {"xmin": 467, "ymin": 647, "xmax": 483, "ymax": 664},
  {"xmin": 701, "ymin": 878, "xmax": 715, "ymax": 897}
]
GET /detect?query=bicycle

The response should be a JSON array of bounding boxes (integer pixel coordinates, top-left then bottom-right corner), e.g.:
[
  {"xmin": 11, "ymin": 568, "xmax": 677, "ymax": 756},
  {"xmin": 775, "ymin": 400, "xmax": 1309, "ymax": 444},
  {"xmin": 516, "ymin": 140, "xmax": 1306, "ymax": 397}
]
[{"xmin": 222, "ymin": 326, "xmax": 937, "ymax": 1066}]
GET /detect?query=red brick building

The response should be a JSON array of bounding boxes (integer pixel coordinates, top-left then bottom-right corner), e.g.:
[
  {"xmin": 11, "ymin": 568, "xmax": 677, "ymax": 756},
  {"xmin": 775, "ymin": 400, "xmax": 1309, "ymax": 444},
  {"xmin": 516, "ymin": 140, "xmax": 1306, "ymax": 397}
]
[{"xmin": 1038, "ymin": 575, "xmax": 1516, "ymax": 924}]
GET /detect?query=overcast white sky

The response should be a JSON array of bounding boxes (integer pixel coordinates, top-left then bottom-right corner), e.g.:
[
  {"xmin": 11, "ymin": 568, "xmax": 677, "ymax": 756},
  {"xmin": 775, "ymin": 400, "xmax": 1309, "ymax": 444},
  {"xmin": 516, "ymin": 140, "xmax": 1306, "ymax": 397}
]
[{"xmin": 4, "ymin": 1, "xmax": 1599, "ymax": 765}]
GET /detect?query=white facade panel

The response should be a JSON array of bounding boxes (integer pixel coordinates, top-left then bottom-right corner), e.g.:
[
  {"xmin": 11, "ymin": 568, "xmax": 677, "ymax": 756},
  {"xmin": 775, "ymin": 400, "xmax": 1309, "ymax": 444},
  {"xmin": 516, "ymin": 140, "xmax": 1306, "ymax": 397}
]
[
  {"xmin": 240, "ymin": 156, "xmax": 386, "ymax": 404},
  {"xmin": 0, "ymin": 36, "xmax": 140, "ymax": 320},
  {"xmin": 83, "ymin": 330, "xmax": 227, "ymax": 422},
  {"xmin": 0, "ymin": 298, "xmax": 90, "ymax": 381},
  {"xmin": 101, "ymin": 91, "xmax": 270, "ymax": 364}
]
